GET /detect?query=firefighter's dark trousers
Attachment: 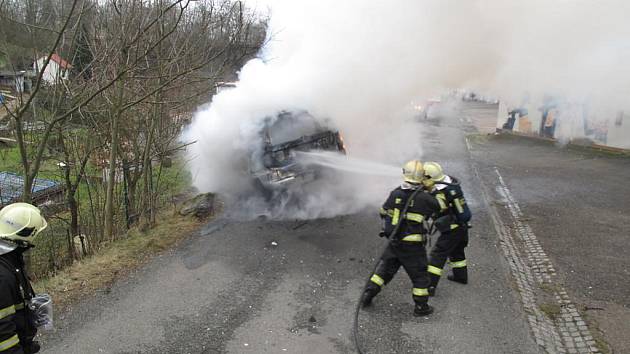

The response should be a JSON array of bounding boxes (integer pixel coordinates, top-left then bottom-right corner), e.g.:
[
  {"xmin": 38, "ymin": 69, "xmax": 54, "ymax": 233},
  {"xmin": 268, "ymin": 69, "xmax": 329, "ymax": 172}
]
[
  {"xmin": 428, "ymin": 226, "xmax": 469, "ymax": 287},
  {"xmin": 365, "ymin": 240, "xmax": 430, "ymax": 305}
]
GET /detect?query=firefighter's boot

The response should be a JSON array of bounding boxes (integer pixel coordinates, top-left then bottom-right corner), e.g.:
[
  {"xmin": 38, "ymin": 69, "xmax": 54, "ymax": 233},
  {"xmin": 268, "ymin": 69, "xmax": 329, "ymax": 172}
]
[
  {"xmin": 361, "ymin": 287, "xmax": 379, "ymax": 308},
  {"xmin": 447, "ymin": 267, "xmax": 468, "ymax": 284},
  {"xmin": 413, "ymin": 303, "xmax": 434, "ymax": 317}
]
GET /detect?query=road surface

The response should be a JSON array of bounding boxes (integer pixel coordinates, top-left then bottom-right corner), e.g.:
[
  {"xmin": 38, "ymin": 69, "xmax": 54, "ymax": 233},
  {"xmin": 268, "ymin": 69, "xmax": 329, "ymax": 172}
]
[{"xmin": 40, "ymin": 103, "xmax": 554, "ymax": 353}]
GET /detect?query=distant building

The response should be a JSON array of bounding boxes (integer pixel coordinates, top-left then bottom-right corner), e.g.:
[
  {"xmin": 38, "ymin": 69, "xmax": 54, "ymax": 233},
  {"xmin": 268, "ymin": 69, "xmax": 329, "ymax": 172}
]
[
  {"xmin": 33, "ymin": 53, "xmax": 72, "ymax": 84},
  {"xmin": 0, "ymin": 172, "xmax": 65, "ymax": 207},
  {"xmin": 0, "ymin": 70, "xmax": 27, "ymax": 93}
]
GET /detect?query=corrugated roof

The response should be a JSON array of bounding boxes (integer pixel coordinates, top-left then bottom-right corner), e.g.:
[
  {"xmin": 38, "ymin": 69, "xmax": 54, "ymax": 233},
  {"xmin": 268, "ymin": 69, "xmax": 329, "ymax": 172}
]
[
  {"xmin": 50, "ymin": 53, "xmax": 72, "ymax": 69},
  {"xmin": 0, "ymin": 172, "xmax": 61, "ymax": 204}
]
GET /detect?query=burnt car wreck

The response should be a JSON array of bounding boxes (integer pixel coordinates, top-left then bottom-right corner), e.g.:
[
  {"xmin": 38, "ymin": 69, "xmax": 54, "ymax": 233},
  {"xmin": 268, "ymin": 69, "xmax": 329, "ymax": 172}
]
[{"xmin": 250, "ymin": 110, "xmax": 346, "ymax": 197}]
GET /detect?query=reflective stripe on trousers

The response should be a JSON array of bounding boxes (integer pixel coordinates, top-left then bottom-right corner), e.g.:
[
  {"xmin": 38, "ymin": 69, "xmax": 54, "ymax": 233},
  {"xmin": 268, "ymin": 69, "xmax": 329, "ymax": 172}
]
[
  {"xmin": 370, "ymin": 274, "xmax": 385, "ymax": 286},
  {"xmin": 427, "ymin": 265, "xmax": 443, "ymax": 276},
  {"xmin": 450, "ymin": 259, "xmax": 467, "ymax": 268},
  {"xmin": 412, "ymin": 288, "xmax": 429, "ymax": 296},
  {"xmin": 0, "ymin": 334, "xmax": 19, "ymax": 351}
]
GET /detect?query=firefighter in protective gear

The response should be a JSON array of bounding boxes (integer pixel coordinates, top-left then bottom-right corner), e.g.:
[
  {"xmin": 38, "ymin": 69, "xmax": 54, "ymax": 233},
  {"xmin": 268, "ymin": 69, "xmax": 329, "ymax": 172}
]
[
  {"xmin": 422, "ymin": 162, "xmax": 472, "ymax": 296},
  {"xmin": 0, "ymin": 203, "xmax": 48, "ymax": 353},
  {"xmin": 361, "ymin": 160, "xmax": 441, "ymax": 316}
]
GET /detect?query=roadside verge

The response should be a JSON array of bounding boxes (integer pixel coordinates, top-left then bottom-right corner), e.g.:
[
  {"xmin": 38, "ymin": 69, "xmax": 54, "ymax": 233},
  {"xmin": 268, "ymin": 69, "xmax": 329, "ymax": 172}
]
[
  {"xmin": 495, "ymin": 129, "xmax": 630, "ymax": 156},
  {"xmin": 34, "ymin": 211, "xmax": 207, "ymax": 312}
]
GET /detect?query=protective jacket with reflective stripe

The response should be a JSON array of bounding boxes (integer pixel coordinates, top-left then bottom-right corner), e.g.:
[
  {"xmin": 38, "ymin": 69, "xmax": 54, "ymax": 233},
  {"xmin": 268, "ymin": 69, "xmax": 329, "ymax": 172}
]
[
  {"xmin": 433, "ymin": 176, "xmax": 472, "ymax": 230},
  {"xmin": 0, "ymin": 250, "xmax": 38, "ymax": 353},
  {"xmin": 380, "ymin": 186, "xmax": 440, "ymax": 239}
]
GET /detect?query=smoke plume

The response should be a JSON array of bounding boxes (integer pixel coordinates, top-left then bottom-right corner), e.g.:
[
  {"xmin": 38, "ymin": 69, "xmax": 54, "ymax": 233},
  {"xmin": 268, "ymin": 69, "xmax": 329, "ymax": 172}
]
[{"xmin": 184, "ymin": 0, "xmax": 630, "ymax": 218}]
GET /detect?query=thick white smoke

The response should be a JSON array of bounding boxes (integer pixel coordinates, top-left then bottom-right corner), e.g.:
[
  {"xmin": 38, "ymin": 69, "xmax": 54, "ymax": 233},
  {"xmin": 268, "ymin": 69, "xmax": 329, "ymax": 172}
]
[{"xmin": 184, "ymin": 0, "xmax": 630, "ymax": 218}]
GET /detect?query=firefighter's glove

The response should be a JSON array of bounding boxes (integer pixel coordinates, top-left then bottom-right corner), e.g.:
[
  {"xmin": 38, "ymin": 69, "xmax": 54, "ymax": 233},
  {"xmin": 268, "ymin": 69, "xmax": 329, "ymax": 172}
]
[{"xmin": 434, "ymin": 215, "xmax": 455, "ymax": 233}]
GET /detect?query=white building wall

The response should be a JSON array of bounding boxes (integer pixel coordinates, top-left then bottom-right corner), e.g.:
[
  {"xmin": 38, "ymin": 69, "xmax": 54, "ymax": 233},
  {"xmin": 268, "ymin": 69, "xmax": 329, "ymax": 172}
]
[
  {"xmin": 526, "ymin": 103, "xmax": 542, "ymax": 136},
  {"xmin": 496, "ymin": 101, "xmax": 508, "ymax": 129},
  {"xmin": 497, "ymin": 97, "xmax": 630, "ymax": 149},
  {"xmin": 555, "ymin": 104, "xmax": 586, "ymax": 143},
  {"xmin": 33, "ymin": 58, "xmax": 67, "ymax": 84},
  {"xmin": 14, "ymin": 75, "xmax": 24, "ymax": 92},
  {"xmin": 607, "ymin": 113, "xmax": 630, "ymax": 149}
]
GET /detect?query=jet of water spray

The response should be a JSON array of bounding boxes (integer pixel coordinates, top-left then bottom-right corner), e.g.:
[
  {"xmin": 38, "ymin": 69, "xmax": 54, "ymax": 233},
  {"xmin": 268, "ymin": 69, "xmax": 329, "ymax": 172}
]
[{"xmin": 296, "ymin": 151, "xmax": 401, "ymax": 177}]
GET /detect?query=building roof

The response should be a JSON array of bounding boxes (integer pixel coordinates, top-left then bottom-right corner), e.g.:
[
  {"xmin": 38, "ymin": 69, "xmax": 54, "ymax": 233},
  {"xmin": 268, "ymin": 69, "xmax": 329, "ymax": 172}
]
[
  {"xmin": 42, "ymin": 53, "xmax": 72, "ymax": 69},
  {"xmin": 0, "ymin": 172, "xmax": 63, "ymax": 205}
]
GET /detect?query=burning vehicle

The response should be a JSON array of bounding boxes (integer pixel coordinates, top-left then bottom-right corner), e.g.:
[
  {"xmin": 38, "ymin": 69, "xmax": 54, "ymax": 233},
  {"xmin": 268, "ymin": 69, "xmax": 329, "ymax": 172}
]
[{"xmin": 249, "ymin": 110, "xmax": 346, "ymax": 195}]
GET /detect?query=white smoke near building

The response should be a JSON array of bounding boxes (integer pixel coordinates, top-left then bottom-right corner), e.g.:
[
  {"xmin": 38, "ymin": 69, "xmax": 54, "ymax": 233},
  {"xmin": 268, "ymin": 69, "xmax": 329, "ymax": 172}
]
[{"xmin": 184, "ymin": 0, "xmax": 630, "ymax": 218}]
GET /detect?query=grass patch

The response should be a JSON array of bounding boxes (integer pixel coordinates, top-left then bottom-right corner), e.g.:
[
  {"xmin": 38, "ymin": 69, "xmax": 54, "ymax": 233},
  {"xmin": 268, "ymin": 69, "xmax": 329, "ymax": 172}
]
[
  {"xmin": 566, "ymin": 141, "xmax": 630, "ymax": 158},
  {"xmin": 0, "ymin": 146, "xmax": 62, "ymax": 180},
  {"xmin": 465, "ymin": 133, "xmax": 492, "ymax": 145},
  {"xmin": 539, "ymin": 303, "xmax": 562, "ymax": 320},
  {"xmin": 489, "ymin": 130, "xmax": 630, "ymax": 158},
  {"xmin": 577, "ymin": 307, "xmax": 612, "ymax": 354},
  {"xmin": 33, "ymin": 210, "xmax": 204, "ymax": 311},
  {"xmin": 539, "ymin": 282, "xmax": 559, "ymax": 294},
  {"xmin": 594, "ymin": 337, "xmax": 611, "ymax": 354},
  {"xmin": 0, "ymin": 147, "xmax": 26, "ymax": 172}
]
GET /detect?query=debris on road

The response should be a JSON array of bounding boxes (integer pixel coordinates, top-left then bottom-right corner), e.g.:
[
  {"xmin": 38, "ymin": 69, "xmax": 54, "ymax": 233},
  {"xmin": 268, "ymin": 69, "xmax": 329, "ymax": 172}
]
[
  {"xmin": 292, "ymin": 221, "xmax": 309, "ymax": 230},
  {"xmin": 178, "ymin": 193, "xmax": 216, "ymax": 218}
]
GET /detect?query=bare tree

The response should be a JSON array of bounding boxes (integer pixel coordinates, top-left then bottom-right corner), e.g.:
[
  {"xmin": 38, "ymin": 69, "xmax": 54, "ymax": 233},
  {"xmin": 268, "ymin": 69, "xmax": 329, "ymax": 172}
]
[{"xmin": 0, "ymin": 0, "xmax": 267, "ymax": 273}]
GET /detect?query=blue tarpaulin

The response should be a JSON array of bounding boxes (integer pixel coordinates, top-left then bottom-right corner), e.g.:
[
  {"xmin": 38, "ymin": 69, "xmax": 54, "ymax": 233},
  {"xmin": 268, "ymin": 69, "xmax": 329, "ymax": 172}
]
[{"xmin": 0, "ymin": 172, "xmax": 61, "ymax": 204}]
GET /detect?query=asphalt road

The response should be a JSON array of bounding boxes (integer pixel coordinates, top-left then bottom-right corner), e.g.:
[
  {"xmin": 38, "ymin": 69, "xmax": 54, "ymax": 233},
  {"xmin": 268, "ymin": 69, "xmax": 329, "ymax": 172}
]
[
  {"xmin": 40, "ymin": 104, "xmax": 539, "ymax": 354},
  {"xmin": 469, "ymin": 130, "xmax": 630, "ymax": 353}
]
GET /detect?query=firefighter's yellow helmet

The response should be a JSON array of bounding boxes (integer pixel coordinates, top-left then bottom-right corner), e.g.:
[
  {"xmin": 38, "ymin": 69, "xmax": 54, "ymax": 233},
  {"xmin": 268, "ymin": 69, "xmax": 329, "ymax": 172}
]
[
  {"xmin": 402, "ymin": 160, "xmax": 425, "ymax": 184},
  {"xmin": 421, "ymin": 161, "xmax": 444, "ymax": 189},
  {"xmin": 424, "ymin": 161, "xmax": 445, "ymax": 182},
  {"xmin": 0, "ymin": 203, "xmax": 48, "ymax": 246}
]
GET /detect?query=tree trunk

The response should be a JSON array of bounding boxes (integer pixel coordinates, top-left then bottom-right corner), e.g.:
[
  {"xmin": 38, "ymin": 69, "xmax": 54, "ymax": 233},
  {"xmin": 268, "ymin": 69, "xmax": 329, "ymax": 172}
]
[
  {"xmin": 68, "ymin": 190, "xmax": 79, "ymax": 240},
  {"xmin": 142, "ymin": 105, "xmax": 158, "ymax": 227},
  {"xmin": 141, "ymin": 23, "xmax": 163, "ymax": 228},
  {"xmin": 104, "ymin": 79, "xmax": 124, "ymax": 240}
]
